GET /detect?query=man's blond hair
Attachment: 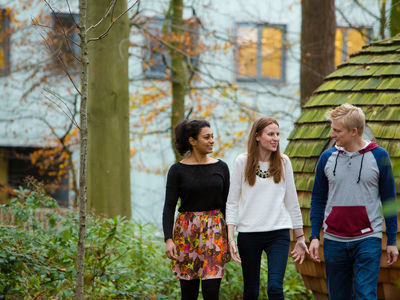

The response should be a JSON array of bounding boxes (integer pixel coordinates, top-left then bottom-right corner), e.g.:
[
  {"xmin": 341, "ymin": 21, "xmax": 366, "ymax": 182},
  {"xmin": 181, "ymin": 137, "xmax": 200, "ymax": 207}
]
[{"xmin": 328, "ymin": 103, "xmax": 365, "ymax": 136}]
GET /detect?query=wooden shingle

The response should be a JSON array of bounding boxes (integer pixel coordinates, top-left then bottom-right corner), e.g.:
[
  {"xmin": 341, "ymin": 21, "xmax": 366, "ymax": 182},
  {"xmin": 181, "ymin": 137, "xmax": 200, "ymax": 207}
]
[{"xmin": 285, "ymin": 35, "xmax": 400, "ymax": 299}]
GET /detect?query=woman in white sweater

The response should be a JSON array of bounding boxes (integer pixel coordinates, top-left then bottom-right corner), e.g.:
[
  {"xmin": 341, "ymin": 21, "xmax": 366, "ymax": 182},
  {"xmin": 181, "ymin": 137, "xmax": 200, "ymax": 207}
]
[{"xmin": 225, "ymin": 117, "xmax": 308, "ymax": 300}]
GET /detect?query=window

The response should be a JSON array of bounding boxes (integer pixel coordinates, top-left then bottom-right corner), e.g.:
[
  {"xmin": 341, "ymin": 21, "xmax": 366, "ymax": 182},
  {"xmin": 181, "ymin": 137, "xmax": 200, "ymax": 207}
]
[
  {"xmin": 1, "ymin": 147, "xmax": 69, "ymax": 206},
  {"xmin": 0, "ymin": 8, "xmax": 10, "ymax": 76},
  {"xmin": 142, "ymin": 17, "xmax": 200, "ymax": 79},
  {"xmin": 51, "ymin": 12, "xmax": 80, "ymax": 73},
  {"xmin": 335, "ymin": 27, "xmax": 370, "ymax": 66},
  {"xmin": 143, "ymin": 18, "xmax": 168, "ymax": 78},
  {"xmin": 236, "ymin": 23, "xmax": 286, "ymax": 83}
]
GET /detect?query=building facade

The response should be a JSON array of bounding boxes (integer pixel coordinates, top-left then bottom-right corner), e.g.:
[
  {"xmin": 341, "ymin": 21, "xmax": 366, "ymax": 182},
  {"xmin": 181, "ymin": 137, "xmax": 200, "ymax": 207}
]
[{"xmin": 0, "ymin": 0, "xmax": 387, "ymax": 223}]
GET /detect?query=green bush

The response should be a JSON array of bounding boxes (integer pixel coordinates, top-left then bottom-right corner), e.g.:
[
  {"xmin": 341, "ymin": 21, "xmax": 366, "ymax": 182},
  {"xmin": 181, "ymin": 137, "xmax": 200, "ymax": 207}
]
[{"xmin": 0, "ymin": 181, "xmax": 313, "ymax": 299}]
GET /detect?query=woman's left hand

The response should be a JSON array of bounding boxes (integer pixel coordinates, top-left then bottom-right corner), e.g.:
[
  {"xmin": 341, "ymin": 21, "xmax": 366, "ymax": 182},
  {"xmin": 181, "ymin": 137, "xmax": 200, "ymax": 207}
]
[
  {"xmin": 291, "ymin": 238, "xmax": 309, "ymax": 264},
  {"xmin": 228, "ymin": 240, "xmax": 241, "ymax": 263}
]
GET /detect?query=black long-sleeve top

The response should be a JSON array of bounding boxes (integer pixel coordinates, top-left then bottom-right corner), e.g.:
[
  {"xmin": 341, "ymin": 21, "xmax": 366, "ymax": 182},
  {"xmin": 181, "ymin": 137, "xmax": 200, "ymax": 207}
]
[{"xmin": 162, "ymin": 160, "xmax": 230, "ymax": 241}]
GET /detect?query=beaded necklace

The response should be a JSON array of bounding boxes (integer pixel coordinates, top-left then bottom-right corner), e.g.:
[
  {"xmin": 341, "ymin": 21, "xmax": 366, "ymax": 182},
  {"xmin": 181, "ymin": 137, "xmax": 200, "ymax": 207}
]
[{"xmin": 256, "ymin": 165, "xmax": 270, "ymax": 178}]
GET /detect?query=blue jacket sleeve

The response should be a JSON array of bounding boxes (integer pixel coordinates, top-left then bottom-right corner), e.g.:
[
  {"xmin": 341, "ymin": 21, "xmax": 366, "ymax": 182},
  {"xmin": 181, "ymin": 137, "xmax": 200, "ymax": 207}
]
[
  {"xmin": 373, "ymin": 148, "xmax": 398, "ymax": 246},
  {"xmin": 310, "ymin": 150, "xmax": 332, "ymax": 238}
]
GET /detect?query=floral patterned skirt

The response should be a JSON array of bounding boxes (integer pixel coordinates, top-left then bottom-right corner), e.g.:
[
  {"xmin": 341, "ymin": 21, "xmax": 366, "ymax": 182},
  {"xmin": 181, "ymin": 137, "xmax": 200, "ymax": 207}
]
[{"xmin": 172, "ymin": 209, "xmax": 230, "ymax": 280}]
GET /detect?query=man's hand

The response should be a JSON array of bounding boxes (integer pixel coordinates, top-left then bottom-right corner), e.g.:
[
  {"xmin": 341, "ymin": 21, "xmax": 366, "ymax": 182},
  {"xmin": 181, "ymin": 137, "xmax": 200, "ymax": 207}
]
[
  {"xmin": 387, "ymin": 245, "xmax": 399, "ymax": 266},
  {"xmin": 309, "ymin": 239, "xmax": 321, "ymax": 263}
]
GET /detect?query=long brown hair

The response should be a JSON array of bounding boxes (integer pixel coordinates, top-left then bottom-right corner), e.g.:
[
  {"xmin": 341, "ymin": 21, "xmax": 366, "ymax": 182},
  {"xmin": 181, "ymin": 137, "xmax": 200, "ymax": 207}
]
[{"xmin": 245, "ymin": 117, "xmax": 283, "ymax": 186}]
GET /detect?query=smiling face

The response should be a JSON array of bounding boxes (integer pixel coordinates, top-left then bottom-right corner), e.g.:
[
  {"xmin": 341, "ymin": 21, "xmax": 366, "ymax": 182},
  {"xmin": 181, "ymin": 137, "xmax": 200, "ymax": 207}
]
[
  {"xmin": 256, "ymin": 123, "xmax": 280, "ymax": 153},
  {"xmin": 331, "ymin": 119, "xmax": 357, "ymax": 149},
  {"xmin": 190, "ymin": 126, "xmax": 214, "ymax": 155}
]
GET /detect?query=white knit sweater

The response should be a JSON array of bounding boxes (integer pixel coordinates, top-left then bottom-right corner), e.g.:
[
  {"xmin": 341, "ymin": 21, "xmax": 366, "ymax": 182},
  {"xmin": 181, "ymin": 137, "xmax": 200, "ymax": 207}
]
[{"xmin": 225, "ymin": 153, "xmax": 303, "ymax": 232}]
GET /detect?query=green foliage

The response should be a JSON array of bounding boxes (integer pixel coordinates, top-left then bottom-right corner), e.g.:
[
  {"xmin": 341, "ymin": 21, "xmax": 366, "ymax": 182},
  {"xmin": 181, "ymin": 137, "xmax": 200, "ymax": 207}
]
[
  {"xmin": 382, "ymin": 200, "xmax": 400, "ymax": 217},
  {"xmin": 0, "ymin": 181, "xmax": 77, "ymax": 299},
  {"xmin": 0, "ymin": 181, "xmax": 312, "ymax": 299}
]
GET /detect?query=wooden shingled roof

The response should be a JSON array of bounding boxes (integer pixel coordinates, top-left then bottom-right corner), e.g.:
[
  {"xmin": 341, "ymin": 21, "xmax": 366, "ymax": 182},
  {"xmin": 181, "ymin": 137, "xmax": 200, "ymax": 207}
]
[
  {"xmin": 285, "ymin": 35, "xmax": 400, "ymax": 299},
  {"xmin": 285, "ymin": 35, "xmax": 400, "ymax": 225}
]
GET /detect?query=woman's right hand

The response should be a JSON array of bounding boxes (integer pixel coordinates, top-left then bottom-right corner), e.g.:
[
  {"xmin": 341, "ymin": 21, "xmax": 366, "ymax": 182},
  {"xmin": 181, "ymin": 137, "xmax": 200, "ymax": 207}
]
[
  {"xmin": 165, "ymin": 238, "xmax": 177, "ymax": 260},
  {"xmin": 229, "ymin": 240, "xmax": 241, "ymax": 263},
  {"xmin": 227, "ymin": 224, "xmax": 241, "ymax": 263}
]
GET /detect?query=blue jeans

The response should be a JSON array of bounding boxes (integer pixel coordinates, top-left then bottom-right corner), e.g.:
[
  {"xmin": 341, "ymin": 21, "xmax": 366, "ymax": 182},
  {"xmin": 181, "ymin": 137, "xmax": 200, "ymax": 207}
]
[
  {"xmin": 238, "ymin": 229, "xmax": 290, "ymax": 300},
  {"xmin": 323, "ymin": 237, "xmax": 382, "ymax": 300}
]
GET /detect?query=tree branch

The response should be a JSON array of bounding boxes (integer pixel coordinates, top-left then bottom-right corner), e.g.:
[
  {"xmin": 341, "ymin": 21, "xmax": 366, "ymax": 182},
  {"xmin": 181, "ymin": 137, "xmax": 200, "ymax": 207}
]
[{"xmin": 87, "ymin": 0, "xmax": 140, "ymax": 42}]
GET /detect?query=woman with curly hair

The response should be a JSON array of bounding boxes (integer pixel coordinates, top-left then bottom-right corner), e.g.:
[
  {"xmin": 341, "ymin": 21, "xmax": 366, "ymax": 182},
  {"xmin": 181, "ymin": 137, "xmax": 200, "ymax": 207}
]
[{"xmin": 162, "ymin": 119, "xmax": 230, "ymax": 300}]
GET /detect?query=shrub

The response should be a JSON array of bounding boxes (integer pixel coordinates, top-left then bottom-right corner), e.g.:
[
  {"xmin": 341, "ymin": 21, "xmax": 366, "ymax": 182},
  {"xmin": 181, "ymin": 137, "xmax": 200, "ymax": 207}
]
[{"xmin": 0, "ymin": 181, "xmax": 312, "ymax": 299}]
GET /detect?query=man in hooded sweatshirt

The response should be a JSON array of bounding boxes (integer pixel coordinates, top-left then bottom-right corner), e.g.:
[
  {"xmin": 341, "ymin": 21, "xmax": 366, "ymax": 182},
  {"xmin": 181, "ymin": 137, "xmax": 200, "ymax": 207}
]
[{"xmin": 308, "ymin": 103, "xmax": 398, "ymax": 300}]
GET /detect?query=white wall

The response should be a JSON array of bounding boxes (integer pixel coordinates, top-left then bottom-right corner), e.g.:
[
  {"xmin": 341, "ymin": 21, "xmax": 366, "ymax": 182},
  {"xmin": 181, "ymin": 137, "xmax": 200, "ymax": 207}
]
[{"xmin": 0, "ymin": 0, "xmax": 387, "ymax": 224}]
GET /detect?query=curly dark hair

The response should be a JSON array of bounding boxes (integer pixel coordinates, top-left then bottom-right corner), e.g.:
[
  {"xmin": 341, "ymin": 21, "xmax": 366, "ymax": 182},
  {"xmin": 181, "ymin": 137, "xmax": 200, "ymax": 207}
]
[{"xmin": 174, "ymin": 119, "xmax": 210, "ymax": 155}]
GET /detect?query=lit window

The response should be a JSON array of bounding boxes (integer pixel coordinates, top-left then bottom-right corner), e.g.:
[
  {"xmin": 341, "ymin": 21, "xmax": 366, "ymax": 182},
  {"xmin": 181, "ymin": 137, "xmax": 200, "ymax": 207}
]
[
  {"xmin": 236, "ymin": 23, "xmax": 286, "ymax": 83},
  {"xmin": 0, "ymin": 8, "xmax": 10, "ymax": 76},
  {"xmin": 335, "ymin": 27, "xmax": 370, "ymax": 66},
  {"xmin": 51, "ymin": 12, "xmax": 80, "ymax": 73},
  {"xmin": 142, "ymin": 17, "xmax": 200, "ymax": 79}
]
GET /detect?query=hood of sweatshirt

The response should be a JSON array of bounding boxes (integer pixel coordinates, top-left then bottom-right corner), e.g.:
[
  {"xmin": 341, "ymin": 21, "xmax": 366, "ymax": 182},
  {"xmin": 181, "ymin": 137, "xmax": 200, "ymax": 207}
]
[
  {"xmin": 333, "ymin": 141, "xmax": 379, "ymax": 183},
  {"xmin": 335, "ymin": 141, "xmax": 379, "ymax": 156}
]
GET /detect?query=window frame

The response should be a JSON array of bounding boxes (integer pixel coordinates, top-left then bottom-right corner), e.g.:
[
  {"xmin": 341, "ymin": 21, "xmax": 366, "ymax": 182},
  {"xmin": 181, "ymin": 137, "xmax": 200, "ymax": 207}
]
[
  {"xmin": 335, "ymin": 26, "xmax": 372, "ymax": 65},
  {"xmin": 0, "ymin": 8, "xmax": 11, "ymax": 76},
  {"xmin": 235, "ymin": 22, "xmax": 287, "ymax": 84},
  {"xmin": 142, "ymin": 17, "xmax": 169, "ymax": 79},
  {"xmin": 51, "ymin": 11, "xmax": 80, "ymax": 74},
  {"xmin": 142, "ymin": 17, "xmax": 200, "ymax": 80}
]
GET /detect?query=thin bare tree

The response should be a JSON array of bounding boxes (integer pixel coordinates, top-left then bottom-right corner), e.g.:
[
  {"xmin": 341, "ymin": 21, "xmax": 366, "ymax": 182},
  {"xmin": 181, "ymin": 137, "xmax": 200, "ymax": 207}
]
[{"xmin": 75, "ymin": 0, "xmax": 88, "ymax": 297}]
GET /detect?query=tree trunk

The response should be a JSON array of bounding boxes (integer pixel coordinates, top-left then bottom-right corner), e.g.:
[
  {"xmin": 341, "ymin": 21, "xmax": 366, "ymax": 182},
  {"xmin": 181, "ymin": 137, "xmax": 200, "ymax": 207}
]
[
  {"xmin": 379, "ymin": 0, "xmax": 387, "ymax": 39},
  {"xmin": 300, "ymin": 0, "xmax": 336, "ymax": 107},
  {"xmin": 87, "ymin": 0, "xmax": 131, "ymax": 218},
  {"xmin": 167, "ymin": 0, "xmax": 186, "ymax": 161},
  {"xmin": 75, "ymin": 0, "xmax": 89, "ymax": 298},
  {"xmin": 391, "ymin": 0, "xmax": 400, "ymax": 37}
]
